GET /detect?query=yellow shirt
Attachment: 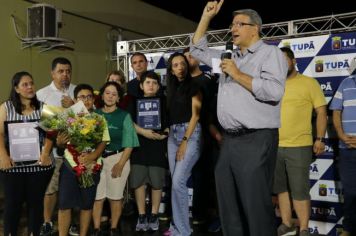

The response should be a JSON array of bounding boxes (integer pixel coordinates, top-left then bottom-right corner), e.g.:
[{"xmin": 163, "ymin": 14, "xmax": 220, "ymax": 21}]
[{"xmin": 279, "ymin": 73, "xmax": 326, "ymax": 147}]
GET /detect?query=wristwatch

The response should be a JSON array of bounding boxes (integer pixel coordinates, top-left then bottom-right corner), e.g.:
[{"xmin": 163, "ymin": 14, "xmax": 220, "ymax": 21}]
[
  {"xmin": 316, "ymin": 137, "xmax": 326, "ymax": 143},
  {"xmin": 182, "ymin": 136, "xmax": 188, "ymax": 141}
]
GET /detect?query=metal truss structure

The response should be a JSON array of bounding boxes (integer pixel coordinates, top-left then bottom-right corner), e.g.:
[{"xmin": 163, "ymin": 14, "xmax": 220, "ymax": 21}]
[{"xmin": 117, "ymin": 11, "xmax": 356, "ymax": 76}]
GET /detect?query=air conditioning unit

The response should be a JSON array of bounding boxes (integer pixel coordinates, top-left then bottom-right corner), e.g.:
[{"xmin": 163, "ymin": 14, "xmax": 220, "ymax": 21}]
[{"xmin": 27, "ymin": 4, "xmax": 60, "ymax": 38}]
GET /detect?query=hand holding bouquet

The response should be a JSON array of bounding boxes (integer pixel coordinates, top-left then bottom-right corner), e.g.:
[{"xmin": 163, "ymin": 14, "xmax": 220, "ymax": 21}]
[{"xmin": 40, "ymin": 102, "xmax": 106, "ymax": 188}]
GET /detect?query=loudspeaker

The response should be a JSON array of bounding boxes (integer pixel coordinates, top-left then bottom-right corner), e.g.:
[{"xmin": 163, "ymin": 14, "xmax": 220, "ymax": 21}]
[
  {"xmin": 116, "ymin": 41, "xmax": 129, "ymax": 55},
  {"xmin": 27, "ymin": 4, "xmax": 57, "ymax": 38}
]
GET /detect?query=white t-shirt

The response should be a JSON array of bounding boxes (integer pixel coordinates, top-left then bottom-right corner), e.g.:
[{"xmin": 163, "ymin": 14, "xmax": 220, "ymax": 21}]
[
  {"xmin": 36, "ymin": 81, "xmax": 76, "ymax": 157},
  {"xmin": 36, "ymin": 81, "xmax": 76, "ymax": 107}
]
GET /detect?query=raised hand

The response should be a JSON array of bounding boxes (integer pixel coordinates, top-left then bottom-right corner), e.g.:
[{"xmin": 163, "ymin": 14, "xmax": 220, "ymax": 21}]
[{"xmin": 202, "ymin": 0, "xmax": 224, "ymax": 19}]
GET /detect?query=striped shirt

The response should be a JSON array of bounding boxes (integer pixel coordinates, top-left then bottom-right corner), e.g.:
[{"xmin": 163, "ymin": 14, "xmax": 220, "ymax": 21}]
[
  {"xmin": 3, "ymin": 101, "xmax": 54, "ymax": 173},
  {"xmin": 190, "ymin": 37, "xmax": 287, "ymax": 129},
  {"xmin": 329, "ymin": 75, "xmax": 356, "ymax": 148}
]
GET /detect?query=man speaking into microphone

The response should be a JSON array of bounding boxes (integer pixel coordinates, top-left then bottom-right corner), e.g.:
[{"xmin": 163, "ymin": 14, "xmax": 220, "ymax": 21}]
[{"xmin": 190, "ymin": 0, "xmax": 288, "ymax": 236}]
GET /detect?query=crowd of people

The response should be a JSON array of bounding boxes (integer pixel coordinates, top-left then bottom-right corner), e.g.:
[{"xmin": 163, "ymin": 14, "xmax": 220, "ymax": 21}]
[{"xmin": 0, "ymin": 0, "xmax": 355, "ymax": 236}]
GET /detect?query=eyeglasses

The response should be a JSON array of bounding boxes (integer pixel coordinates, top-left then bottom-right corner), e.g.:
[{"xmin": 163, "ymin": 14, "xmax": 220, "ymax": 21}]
[
  {"xmin": 229, "ymin": 22, "xmax": 256, "ymax": 30},
  {"xmin": 77, "ymin": 95, "xmax": 93, "ymax": 101}
]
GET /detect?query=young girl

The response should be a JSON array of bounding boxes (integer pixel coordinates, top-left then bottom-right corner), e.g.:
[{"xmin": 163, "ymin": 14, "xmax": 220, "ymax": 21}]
[{"xmin": 127, "ymin": 71, "xmax": 169, "ymax": 232}]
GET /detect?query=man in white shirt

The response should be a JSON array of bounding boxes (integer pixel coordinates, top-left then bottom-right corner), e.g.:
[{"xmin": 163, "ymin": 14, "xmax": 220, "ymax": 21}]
[{"xmin": 37, "ymin": 57, "xmax": 76, "ymax": 235}]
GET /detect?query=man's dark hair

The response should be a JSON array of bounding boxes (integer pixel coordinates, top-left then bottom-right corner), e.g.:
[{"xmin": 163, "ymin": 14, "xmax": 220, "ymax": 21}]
[
  {"xmin": 130, "ymin": 52, "xmax": 148, "ymax": 63},
  {"xmin": 74, "ymin": 84, "xmax": 94, "ymax": 99},
  {"xmin": 280, "ymin": 47, "xmax": 295, "ymax": 60},
  {"xmin": 140, "ymin": 71, "xmax": 161, "ymax": 86},
  {"xmin": 51, "ymin": 57, "xmax": 72, "ymax": 71}
]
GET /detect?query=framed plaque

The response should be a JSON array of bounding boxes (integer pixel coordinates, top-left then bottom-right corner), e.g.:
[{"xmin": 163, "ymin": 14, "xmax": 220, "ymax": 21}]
[
  {"xmin": 136, "ymin": 98, "xmax": 161, "ymax": 130},
  {"xmin": 5, "ymin": 120, "xmax": 41, "ymax": 162}
]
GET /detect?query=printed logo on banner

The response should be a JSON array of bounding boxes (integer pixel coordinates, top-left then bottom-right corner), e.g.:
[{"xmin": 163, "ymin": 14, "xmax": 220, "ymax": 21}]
[
  {"xmin": 285, "ymin": 41, "xmax": 316, "ymax": 51},
  {"xmin": 311, "ymin": 206, "xmax": 338, "ymax": 220},
  {"xmin": 317, "ymin": 77, "xmax": 345, "ymax": 105},
  {"xmin": 323, "ymin": 143, "xmax": 335, "ymax": 155},
  {"xmin": 320, "ymin": 81, "xmax": 333, "ymax": 94},
  {"xmin": 310, "ymin": 201, "xmax": 342, "ymax": 223},
  {"xmin": 310, "ymin": 180, "xmax": 344, "ymax": 202},
  {"xmin": 315, "ymin": 59, "xmax": 324, "ymax": 72},
  {"xmin": 279, "ymin": 35, "xmax": 329, "ymax": 58},
  {"xmin": 309, "ymin": 159, "xmax": 333, "ymax": 180},
  {"xmin": 303, "ymin": 53, "xmax": 356, "ymax": 77},
  {"xmin": 332, "ymin": 36, "xmax": 356, "ymax": 50},
  {"xmin": 332, "ymin": 37, "xmax": 342, "ymax": 50},
  {"xmin": 316, "ymin": 58, "xmax": 350, "ymax": 73},
  {"xmin": 308, "ymin": 220, "xmax": 337, "ymax": 235},
  {"xmin": 317, "ymin": 32, "xmax": 356, "ymax": 56},
  {"xmin": 317, "ymin": 77, "xmax": 341, "ymax": 97}
]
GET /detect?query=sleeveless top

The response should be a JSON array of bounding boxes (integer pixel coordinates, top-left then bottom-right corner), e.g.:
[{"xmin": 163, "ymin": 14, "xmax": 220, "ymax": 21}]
[{"xmin": 2, "ymin": 100, "xmax": 54, "ymax": 173}]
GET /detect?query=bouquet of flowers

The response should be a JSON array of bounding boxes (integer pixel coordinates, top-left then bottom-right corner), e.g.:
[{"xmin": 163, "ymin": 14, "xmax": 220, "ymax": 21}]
[{"xmin": 40, "ymin": 102, "xmax": 106, "ymax": 188}]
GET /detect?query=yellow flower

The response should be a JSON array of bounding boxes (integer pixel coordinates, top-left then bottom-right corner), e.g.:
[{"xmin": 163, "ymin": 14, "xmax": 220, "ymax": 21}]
[
  {"xmin": 83, "ymin": 119, "xmax": 96, "ymax": 128},
  {"xmin": 80, "ymin": 128, "xmax": 90, "ymax": 135}
]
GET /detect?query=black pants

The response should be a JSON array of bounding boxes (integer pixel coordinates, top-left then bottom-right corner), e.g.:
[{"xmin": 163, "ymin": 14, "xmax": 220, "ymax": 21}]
[
  {"xmin": 215, "ymin": 129, "xmax": 278, "ymax": 236},
  {"xmin": 1, "ymin": 169, "xmax": 53, "ymax": 236},
  {"xmin": 339, "ymin": 149, "xmax": 356, "ymax": 234}
]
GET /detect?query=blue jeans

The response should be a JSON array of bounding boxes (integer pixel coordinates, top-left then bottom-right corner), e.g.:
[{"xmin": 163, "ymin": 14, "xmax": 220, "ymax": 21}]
[
  {"xmin": 168, "ymin": 123, "xmax": 201, "ymax": 236},
  {"xmin": 339, "ymin": 148, "xmax": 356, "ymax": 233}
]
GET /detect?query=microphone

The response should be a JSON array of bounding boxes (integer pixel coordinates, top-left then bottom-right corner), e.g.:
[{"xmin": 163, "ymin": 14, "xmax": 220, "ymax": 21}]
[
  {"xmin": 221, "ymin": 41, "xmax": 233, "ymax": 60},
  {"xmin": 221, "ymin": 42, "xmax": 233, "ymax": 76}
]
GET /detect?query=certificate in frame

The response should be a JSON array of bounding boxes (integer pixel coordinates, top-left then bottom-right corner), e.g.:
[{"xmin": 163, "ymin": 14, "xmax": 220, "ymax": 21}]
[
  {"xmin": 5, "ymin": 120, "xmax": 41, "ymax": 163},
  {"xmin": 136, "ymin": 98, "xmax": 161, "ymax": 130}
]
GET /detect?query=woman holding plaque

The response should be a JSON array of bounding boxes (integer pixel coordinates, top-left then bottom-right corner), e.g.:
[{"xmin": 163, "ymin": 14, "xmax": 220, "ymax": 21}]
[
  {"xmin": 127, "ymin": 71, "xmax": 169, "ymax": 232},
  {"xmin": 165, "ymin": 52, "xmax": 202, "ymax": 236},
  {"xmin": 0, "ymin": 71, "xmax": 54, "ymax": 236}
]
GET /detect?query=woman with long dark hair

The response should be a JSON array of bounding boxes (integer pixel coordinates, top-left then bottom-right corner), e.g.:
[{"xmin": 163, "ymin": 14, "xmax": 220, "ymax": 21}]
[
  {"xmin": 0, "ymin": 71, "xmax": 54, "ymax": 235},
  {"xmin": 165, "ymin": 52, "xmax": 202, "ymax": 236}
]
